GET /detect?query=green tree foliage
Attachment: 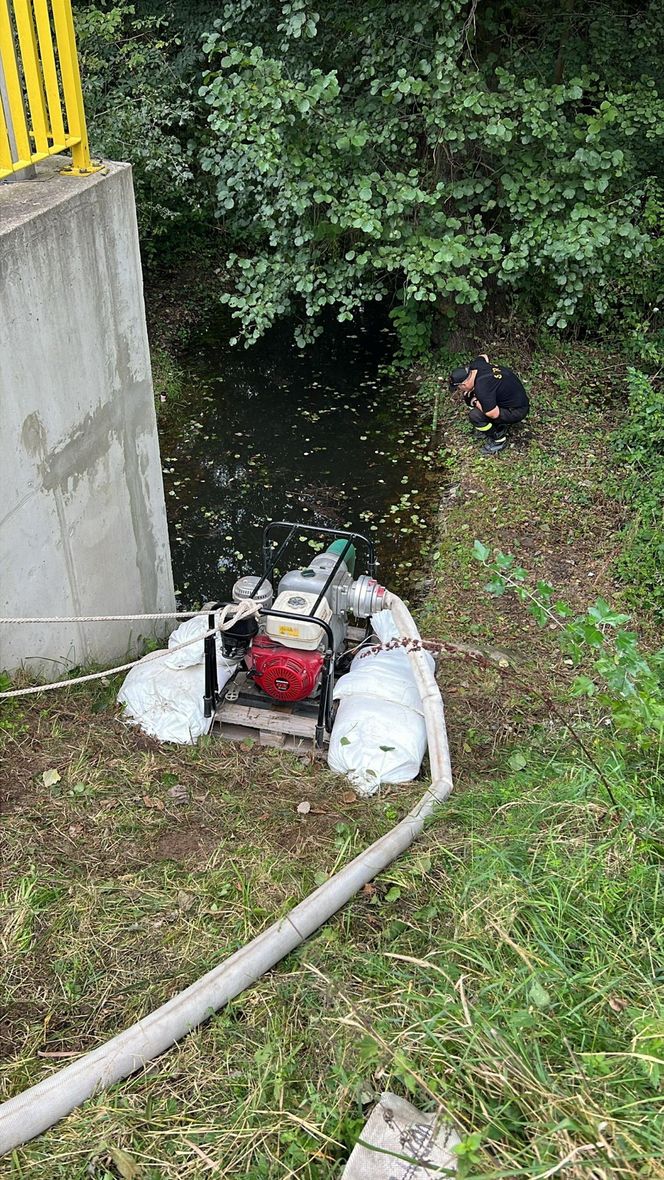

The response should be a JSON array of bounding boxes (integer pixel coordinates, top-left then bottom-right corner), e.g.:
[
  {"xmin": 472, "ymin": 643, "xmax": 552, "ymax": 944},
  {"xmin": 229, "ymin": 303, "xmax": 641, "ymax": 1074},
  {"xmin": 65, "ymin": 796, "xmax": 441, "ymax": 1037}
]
[
  {"xmin": 195, "ymin": 0, "xmax": 663, "ymax": 349},
  {"xmin": 74, "ymin": 1, "xmax": 202, "ymax": 254},
  {"xmin": 73, "ymin": 3, "xmax": 662, "ymax": 353}
]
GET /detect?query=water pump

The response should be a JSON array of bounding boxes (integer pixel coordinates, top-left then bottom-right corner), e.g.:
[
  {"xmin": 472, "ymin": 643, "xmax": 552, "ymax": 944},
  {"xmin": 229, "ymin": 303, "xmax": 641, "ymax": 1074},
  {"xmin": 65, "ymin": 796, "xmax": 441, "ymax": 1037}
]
[
  {"xmin": 204, "ymin": 522, "xmax": 387, "ymax": 747},
  {"xmin": 240, "ymin": 536, "xmax": 386, "ymax": 704}
]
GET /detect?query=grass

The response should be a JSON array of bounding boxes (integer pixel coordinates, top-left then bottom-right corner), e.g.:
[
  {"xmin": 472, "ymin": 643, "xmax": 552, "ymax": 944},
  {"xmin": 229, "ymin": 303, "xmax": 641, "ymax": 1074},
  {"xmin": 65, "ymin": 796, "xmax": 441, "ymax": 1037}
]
[
  {"xmin": 151, "ymin": 347, "xmax": 187, "ymax": 414},
  {"xmin": 1, "ymin": 338, "xmax": 663, "ymax": 1177},
  {"xmin": 2, "ymin": 716, "xmax": 661, "ymax": 1178}
]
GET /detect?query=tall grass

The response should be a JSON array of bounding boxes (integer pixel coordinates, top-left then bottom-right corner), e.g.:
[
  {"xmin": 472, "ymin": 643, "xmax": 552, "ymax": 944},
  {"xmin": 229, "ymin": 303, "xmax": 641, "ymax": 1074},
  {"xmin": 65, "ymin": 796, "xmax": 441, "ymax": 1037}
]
[{"xmin": 3, "ymin": 736, "xmax": 661, "ymax": 1178}]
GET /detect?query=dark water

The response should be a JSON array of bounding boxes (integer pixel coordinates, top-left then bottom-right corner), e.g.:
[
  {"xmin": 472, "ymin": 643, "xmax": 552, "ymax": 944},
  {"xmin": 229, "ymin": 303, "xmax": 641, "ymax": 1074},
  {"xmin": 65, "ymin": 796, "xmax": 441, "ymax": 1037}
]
[{"xmin": 159, "ymin": 313, "xmax": 442, "ymax": 608}]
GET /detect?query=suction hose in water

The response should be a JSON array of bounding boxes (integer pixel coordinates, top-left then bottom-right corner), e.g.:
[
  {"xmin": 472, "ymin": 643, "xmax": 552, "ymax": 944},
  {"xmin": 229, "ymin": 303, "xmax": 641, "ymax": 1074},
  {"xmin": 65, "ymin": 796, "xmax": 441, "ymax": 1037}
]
[{"xmin": 0, "ymin": 593, "xmax": 453, "ymax": 1155}]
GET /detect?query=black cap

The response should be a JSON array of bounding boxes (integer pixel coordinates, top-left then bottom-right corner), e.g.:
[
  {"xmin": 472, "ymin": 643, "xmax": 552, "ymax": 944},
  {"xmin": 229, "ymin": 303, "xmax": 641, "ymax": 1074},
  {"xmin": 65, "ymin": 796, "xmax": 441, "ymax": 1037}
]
[{"xmin": 449, "ymin": 365, "xmax": 469, "ymax": 390}]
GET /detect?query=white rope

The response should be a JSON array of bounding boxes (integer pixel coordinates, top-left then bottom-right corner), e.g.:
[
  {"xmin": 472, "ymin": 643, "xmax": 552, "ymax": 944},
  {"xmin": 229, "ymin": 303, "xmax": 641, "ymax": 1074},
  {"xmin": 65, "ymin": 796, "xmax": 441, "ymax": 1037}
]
[
  {"xmin": 0, "ymin": 630, "xmax": 213, "ymax": 699},
  {"xmin": 0, "ymin": 601, "xmax": 262, "ymax": 701}
]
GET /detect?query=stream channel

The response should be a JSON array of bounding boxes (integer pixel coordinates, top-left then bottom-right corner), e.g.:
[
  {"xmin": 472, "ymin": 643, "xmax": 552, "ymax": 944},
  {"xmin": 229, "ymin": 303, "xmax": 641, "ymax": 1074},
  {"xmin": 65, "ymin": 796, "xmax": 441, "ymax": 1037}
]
[{"xmin": 158, "ymin": 313, "xmax": 443, "ymax": 609}]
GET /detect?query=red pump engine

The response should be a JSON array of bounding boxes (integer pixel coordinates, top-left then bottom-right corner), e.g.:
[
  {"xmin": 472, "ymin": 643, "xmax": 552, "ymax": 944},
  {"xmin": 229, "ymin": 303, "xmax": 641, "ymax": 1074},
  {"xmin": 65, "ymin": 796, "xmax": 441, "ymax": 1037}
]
[{"xmin": 246, "ymin": 635, "xmax": 324, "ymax": 703}]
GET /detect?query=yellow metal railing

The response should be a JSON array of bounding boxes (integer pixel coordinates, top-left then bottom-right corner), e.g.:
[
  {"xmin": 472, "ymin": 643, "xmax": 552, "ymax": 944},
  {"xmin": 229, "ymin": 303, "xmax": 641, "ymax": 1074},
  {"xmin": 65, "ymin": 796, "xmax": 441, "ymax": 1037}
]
[{"xmin": 0, "ymin": 0, "xmax": 98, "ymax": 179}]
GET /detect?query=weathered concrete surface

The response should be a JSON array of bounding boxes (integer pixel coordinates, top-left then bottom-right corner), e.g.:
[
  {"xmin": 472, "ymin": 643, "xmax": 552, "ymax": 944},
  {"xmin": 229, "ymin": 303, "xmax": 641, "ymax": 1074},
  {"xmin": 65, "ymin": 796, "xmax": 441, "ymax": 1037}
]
[{"xmin": 0, "ymin": 157, "xmax": 176, "ymax": 677}]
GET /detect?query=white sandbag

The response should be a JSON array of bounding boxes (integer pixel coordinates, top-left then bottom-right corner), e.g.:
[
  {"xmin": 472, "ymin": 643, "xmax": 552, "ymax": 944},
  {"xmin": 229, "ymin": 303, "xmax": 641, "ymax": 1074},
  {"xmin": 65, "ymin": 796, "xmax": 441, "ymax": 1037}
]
[
  {"xmin": 335, "ymin": 609, "xmax": 434, "ymax": 712},
  {"xmin": 117, "ymin": 652, "xmax": 235, "ymax": 745},
  {"xmin": 328, "ymin": 610, "xmax": 434, "ymax": 795},
  {"xmin": 334, "ymin": 643, "xmax": 424, "ymax": 713},
  {"xmin": 328, "ymin": 696, "xmax": 427, "ymax": 795},
  {"xmin": 341, "ymin": 1092, "xmax": 459, "ymax": 1179},
  {"xmin": 164, "ymin": 614, "xmax": 213, "ymax": 668}
]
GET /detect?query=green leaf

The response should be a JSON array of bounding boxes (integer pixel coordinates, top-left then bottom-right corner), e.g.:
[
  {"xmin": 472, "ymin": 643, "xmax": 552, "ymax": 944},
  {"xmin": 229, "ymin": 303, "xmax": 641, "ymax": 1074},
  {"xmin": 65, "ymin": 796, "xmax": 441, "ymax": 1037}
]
[
  {"xmin": 473, "ymin": 540, "xmax": 491, "ymax": 563},
  {"xmin": 484, "ymin": 576, "xmax": 506, "ymax": 596},
  {"xmin": 495, "ymin": 551, "xmax": 515, "ymax": 570},
  {"xmin": 528, "ymin": 979, "xmax": 551, "ymax": 1009},
  {"xmin": 508, "ymin": 752, "xmax": 527, "ymax": 772}
]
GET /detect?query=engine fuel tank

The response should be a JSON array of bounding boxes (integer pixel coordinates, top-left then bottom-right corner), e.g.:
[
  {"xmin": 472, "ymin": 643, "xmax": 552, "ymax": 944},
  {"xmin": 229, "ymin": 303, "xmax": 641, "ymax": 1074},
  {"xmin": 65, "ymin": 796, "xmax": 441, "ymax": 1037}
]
[{"xmin": 266, "ymin": 591, "xmax": 333, "ymax": 650}]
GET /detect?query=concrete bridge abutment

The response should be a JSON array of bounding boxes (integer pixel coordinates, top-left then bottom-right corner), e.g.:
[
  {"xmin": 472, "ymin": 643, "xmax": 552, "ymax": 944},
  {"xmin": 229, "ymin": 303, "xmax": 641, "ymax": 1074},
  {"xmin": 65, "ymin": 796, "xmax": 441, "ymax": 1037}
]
[{"xmin": 0, "ymin": 157, "xmax": 176, "ymax": 678}]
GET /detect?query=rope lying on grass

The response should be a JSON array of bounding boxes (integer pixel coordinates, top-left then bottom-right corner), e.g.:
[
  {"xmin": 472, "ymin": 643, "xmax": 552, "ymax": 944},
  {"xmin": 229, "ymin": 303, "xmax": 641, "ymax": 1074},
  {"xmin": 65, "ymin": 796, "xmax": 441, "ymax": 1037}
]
[{"xmin": 0, "ymin": 602, "xmax": 261, "ymax": 700}]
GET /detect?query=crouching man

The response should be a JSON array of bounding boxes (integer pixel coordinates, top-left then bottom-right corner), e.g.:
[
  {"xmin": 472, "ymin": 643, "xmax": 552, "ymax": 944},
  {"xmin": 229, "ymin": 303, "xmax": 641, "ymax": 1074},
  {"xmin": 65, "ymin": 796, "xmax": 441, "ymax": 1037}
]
[{"xmin": 449, "ymin": 355, "xmax": 530, "ymax": 456}]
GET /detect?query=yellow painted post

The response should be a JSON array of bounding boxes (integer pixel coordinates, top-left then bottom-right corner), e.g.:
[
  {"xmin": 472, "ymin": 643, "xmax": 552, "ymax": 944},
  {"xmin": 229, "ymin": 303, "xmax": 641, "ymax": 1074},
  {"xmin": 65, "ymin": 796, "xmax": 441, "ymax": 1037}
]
[
  {"xmin": 0, "ymin": 97, "xmax": 13, "ymax": 173},
  {"xmin": 0, "ymin": 0, "xmax": 32, "ymax": 168},
  {"xmin": 13, "ymin": 0, "xmax": 50, "ymax": 155},
  {"xmin": 50, "ymin": 0, "xmax": 96, "ymax": 173},
  {"xmin": 33, "ymin": 0, "xmax": 65, "ymax": 151},
  {"xmin": 0, "ymin": 0, "xmax": 99, "ymax": 178}
]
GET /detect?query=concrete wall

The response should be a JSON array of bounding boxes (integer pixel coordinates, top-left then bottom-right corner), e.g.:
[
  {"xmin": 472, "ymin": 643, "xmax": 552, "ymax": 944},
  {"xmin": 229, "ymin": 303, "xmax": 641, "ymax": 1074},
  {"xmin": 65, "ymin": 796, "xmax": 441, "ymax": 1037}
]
[{"xmin": 0, "ymin": 157, "xmax": 176, "ymax": 677}]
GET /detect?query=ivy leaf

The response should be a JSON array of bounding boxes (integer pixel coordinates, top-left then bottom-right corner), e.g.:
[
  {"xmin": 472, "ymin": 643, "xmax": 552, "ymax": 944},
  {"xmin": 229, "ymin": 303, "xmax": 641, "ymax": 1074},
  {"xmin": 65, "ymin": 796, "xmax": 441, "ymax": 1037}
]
[{"xmin": 484, "ymin": 576, "xmax": 506, "ymax": 596}]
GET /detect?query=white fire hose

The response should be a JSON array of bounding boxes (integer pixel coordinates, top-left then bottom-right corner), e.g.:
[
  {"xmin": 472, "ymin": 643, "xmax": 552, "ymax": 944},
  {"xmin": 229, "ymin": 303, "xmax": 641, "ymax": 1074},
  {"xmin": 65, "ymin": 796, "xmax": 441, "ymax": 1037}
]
[{"xmin": 0, "ymin": 592, "xmax": 453, "ymax": 1155}]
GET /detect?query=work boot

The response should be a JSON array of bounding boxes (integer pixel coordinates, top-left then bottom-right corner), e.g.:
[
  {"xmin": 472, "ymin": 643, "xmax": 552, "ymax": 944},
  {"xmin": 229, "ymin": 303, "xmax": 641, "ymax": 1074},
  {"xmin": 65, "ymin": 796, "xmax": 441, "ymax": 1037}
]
[{"xmin": 481, "ymin": 437, "xmax": 507, "ymax": 456}]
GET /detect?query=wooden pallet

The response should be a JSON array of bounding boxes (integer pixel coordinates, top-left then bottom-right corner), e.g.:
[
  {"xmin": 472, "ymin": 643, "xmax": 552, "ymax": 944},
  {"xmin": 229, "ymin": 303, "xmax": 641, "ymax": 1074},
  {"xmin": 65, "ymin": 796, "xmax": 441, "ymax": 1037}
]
[
  {"xmin": 212, "ymin": 670, "xmax": 326, "ymax": 752},
  {"xmin": 211, "ymin": 626, "xmax": 367, "ymax": 752}
]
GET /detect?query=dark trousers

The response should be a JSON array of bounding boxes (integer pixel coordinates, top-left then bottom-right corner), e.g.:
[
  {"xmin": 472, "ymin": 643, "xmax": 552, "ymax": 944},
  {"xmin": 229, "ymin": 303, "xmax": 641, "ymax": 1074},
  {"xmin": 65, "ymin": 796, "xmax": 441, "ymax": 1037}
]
[{"xmin": 468, "ymin": 404, "xmax": 529, "ymax": 440}]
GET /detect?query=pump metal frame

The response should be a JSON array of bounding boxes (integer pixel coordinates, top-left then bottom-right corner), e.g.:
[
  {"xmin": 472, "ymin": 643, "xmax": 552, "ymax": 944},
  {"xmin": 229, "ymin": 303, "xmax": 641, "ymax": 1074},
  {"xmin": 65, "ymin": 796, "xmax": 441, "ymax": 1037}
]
[{"xmin": 204, "ymin": 522, "xmax": 375, "ymax": 750}]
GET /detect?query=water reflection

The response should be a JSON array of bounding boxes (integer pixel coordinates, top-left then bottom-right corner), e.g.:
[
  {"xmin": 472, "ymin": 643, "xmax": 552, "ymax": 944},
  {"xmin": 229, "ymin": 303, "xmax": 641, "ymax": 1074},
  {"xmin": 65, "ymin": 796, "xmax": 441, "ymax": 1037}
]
[{"xmin": 158, "ymin": 312, "xmax": 440, "ymax": 607}]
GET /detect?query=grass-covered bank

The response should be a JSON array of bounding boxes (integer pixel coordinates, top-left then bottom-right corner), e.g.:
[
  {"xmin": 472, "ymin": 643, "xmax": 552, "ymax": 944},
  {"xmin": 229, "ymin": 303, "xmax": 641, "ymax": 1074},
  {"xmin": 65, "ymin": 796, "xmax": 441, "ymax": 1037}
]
[{"xmin": 1, "ymin": 341, "xmax": 662, "ymax": 1178}]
